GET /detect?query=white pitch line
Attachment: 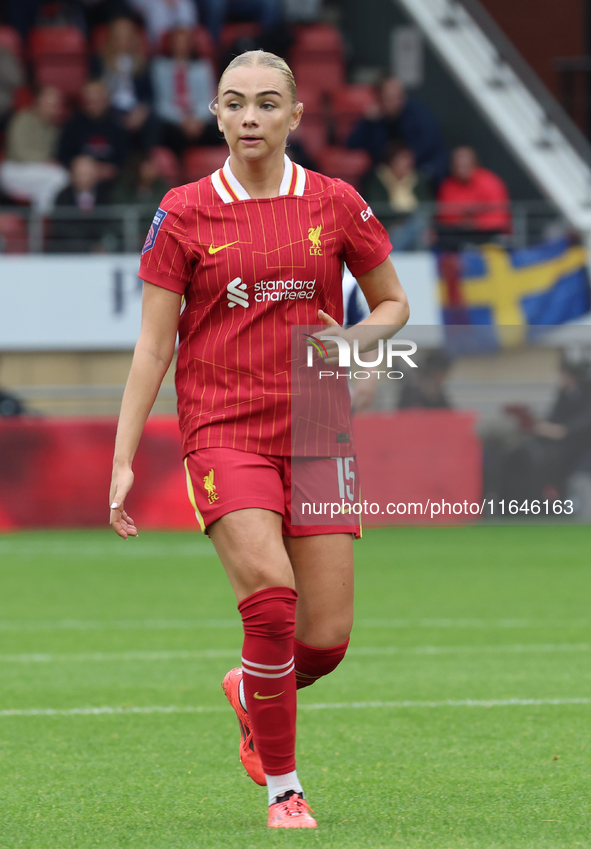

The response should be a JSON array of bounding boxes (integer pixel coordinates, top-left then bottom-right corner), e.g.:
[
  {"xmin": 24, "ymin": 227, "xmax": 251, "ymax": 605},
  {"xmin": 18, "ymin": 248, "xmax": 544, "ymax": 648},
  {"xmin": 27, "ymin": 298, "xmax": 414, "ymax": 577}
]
[
  {"xmin": 0, "ymin": 619, "xmax": 240, "ymax": 631},
  {"xmin": 1, "ymin": 618, "xmax": 590, "ymax": 631},
  {"xmin": 0, "ymin": 644, "xmax": 589, "ymax": 664},
  {"xmin": 2, "ymin": 697, "xmax": 591, "ymax": 718}
]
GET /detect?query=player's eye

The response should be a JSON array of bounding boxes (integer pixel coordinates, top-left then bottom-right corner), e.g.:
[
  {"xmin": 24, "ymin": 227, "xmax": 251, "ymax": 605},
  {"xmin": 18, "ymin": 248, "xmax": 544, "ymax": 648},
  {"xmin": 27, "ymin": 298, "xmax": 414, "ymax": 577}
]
[
  {"xmin": 227, "ymin": 101, "xmax": 241, "ymax": 110},
  {"xmin": 261, "ymin": 102, "xmax": 276, "ymax": 110}
]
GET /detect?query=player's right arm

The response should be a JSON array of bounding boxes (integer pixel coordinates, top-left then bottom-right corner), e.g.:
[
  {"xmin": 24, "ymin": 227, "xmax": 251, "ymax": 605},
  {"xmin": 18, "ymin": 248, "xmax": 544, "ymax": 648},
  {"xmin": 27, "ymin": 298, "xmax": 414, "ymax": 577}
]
[{"xmin": 109, "ymin": 281, "xmax": 182, "ymax": 538}]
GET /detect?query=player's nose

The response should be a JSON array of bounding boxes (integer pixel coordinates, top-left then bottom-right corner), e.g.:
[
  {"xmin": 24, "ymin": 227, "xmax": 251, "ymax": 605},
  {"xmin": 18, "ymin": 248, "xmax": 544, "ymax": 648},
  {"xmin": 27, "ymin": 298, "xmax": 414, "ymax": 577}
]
[{"xmin": 242, "ymin": 104, "xmax": 259, "ymax": 125}]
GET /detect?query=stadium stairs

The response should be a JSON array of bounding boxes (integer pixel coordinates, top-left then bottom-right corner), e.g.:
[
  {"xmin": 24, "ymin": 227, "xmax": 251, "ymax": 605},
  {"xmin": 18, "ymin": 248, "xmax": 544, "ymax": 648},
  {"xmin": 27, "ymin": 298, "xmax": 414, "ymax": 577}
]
[{"xmin": 393, "ymin": 0, "xmax": 591, "ymax": 244}]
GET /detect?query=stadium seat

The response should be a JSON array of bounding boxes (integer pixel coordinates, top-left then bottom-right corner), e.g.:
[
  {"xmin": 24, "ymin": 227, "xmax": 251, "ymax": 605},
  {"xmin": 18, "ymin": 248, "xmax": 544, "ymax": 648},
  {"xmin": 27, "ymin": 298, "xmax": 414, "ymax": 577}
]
[
  {"xmin": 289, "ymin": 118, "xmax": 327, "ymax": 157},
  {"xmin": 220, "ymin": 22, "xmax": 261, "ymax": 50},
  {"xmin": 296, "ymin": 85, "xmax": 324, "ymax": 116},
  {"xmin": 28, "ymin": 25, "xmax": 87, "ymax": 57},
  {"xmin": 158, "ymin": 25, "xmax": 216, "ymax": 64},
  {"xmin": 0, "ymin": 214, "xmax": 28, "ymax": 254},
  {"xmin": 331, "ymin": 84, "xmax": 377, "ymax": 143},
  {"xmin": 292, "ymin": 23, "xmax": 344, "ymax": 62},
  {"xmin": 315, "ymin": 147, "xmax": 372, "ymax": 190},
  {"xmin": 33, "ymin": 59, "xmax": 88, "ymax": 97},
  {"xmin": 184, "ymin": 146, "xmax": 228, "ymax": 182},
  {"xmin": 151, "ymin": 146, "xmax": 181, "ymax": 186},
  {"xmin": 28, "ymin": 26, "xmax": 88, "ymax": 97},
  {"xmin": 291, "ymin": 59, "xmax": 345, "ymax": 94},
  {"xmin": 13, "ymin": 86, "xmax": 34, "ymax": 111},
  {"xmin": 0, "ymin": 25, "xmax": 23, "ymax": 58},
  {"xmin": 90, "ymin": 23, "xmax": 150, "ymax": 57},
  {"xmin": 192, "ymin": 25, "xmax": 217, "ymax": 64}
]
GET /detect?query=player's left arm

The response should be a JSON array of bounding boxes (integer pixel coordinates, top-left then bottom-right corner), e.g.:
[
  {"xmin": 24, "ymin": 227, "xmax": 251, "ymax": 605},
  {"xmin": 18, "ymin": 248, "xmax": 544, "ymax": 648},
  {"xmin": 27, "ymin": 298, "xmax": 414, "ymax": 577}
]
[
  {"xmin": 352, "ymin": 255, "xmax": 409, "ymax": 328},
  {"xmin": 318, "ymin": 257, "xmax": 409, "ymax": 354}
]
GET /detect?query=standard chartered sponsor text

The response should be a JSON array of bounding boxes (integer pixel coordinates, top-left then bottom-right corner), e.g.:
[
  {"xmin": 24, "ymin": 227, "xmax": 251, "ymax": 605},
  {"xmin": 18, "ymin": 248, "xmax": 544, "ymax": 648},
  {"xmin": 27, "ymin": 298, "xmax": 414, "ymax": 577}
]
[{"xmin": 255, "ymin": 278, "xmax": 316, "ymax": 301}]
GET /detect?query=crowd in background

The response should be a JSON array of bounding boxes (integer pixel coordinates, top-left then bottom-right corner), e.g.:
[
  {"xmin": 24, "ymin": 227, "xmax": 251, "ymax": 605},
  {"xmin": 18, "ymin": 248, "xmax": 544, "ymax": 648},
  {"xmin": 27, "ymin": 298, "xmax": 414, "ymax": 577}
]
[{"xmin": 0, "ymin": 0, "xmax": 513, "ymax": 252}]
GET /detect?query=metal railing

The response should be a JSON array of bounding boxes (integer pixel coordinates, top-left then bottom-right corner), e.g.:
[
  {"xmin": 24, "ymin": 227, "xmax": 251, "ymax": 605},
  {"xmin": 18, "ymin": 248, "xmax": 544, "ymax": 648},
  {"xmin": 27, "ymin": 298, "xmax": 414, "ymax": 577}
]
[{"xmin": 0, "ymin": 199, "xmax": 573, "ymax": 255}]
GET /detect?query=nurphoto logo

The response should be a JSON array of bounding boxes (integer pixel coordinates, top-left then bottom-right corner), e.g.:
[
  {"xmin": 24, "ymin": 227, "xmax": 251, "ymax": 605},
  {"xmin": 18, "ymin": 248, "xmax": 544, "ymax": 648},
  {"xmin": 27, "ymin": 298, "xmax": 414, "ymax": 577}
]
[{"xmin": 303, "ymin": 334, "xmax": 419, "ymax": 379}]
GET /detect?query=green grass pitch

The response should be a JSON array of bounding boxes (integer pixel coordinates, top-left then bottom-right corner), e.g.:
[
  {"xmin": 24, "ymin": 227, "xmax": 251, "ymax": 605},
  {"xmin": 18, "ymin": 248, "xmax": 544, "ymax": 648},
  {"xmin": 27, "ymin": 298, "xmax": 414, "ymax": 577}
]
[{"xmin": 1, "ymin": 525, "xmax": 591, "ymax": 848}]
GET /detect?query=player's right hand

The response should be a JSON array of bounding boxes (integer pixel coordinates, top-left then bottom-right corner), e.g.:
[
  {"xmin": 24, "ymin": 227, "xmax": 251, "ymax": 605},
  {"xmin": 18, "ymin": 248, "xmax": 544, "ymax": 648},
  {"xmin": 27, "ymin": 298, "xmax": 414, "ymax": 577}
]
[{"xmin": 109, "ymin": 467, "xmax": 138, "ymax": 539}]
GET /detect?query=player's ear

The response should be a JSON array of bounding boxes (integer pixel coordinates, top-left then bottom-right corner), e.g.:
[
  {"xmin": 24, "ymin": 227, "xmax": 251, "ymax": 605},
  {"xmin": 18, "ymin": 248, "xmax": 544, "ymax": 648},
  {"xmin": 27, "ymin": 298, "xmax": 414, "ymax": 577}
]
[
  {"xmin": 209, "ymin": 98, "xmax": 223, "ymax": 132},
  {"xmin": 289, "ymin": 101, "xmax": 303, "ymax": 133}
]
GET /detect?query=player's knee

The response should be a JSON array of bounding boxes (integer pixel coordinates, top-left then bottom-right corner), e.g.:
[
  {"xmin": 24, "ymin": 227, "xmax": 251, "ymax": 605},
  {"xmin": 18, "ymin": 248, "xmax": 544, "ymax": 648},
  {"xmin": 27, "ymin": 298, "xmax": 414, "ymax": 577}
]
[{"xmin": 239, "ymin": 583, "xmax": 297, "ymax": 640}]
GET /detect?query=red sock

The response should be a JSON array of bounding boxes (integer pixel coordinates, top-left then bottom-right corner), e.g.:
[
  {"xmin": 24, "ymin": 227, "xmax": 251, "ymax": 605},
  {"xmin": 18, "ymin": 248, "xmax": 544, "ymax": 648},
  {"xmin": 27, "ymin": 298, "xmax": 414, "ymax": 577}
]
[
  {"xmin": 294, "ymin": 637, "xmax": 350, "ymax": 689},
  {"xmin": 238, "ymin": 586, "xmax": 297, "ymax": 776}
]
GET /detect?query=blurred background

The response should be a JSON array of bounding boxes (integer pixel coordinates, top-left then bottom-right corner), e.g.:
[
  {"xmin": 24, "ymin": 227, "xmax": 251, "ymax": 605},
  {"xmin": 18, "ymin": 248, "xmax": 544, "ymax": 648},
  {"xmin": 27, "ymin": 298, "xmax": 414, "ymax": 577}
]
[{"xmin": 2, "ymin": 0, "xmax": 591, "ymax": 528}]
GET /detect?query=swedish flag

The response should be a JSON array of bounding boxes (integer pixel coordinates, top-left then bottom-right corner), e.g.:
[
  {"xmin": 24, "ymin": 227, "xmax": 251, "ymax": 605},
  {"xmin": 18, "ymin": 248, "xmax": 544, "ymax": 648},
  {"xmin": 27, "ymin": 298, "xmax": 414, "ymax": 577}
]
[{"xmin": 439, "ymin": 238, "xmax": 591, "ymax": 343}]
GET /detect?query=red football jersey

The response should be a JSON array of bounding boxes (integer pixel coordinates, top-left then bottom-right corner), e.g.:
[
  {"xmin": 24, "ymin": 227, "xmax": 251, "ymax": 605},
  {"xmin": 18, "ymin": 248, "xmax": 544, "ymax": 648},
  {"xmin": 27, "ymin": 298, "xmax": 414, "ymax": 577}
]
[{"xmin": 139, "ymin": 155, "xmax": 392, "ymax": 457}]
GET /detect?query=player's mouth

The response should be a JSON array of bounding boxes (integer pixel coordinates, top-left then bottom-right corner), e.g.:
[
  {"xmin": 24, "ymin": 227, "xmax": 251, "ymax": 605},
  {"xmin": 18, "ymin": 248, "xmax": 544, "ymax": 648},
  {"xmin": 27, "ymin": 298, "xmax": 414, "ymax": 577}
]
[{"xmin": 240, "ymin": 135, "xmax": 263, "ymax": 146}]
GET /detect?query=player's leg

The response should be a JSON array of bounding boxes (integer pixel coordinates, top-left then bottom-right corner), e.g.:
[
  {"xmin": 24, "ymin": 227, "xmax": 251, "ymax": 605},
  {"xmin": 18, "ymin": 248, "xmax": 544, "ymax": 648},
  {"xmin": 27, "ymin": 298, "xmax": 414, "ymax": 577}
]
[
  {"xmin": 210, "ymin": 508, "xmax": 316, "ymax": 826},
  {"xmin": 284, "ymin": 532, "xmax": 354, "ymax": 688}
]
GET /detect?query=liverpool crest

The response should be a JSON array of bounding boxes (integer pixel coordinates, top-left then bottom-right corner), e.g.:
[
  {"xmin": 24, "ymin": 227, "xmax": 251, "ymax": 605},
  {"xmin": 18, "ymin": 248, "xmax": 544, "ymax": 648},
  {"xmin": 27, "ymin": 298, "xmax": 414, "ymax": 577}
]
[
  {"xmin": 308, "ymin": 225, "xmax": 323, "ymax": 256},
  {"xmin": 203, "ymin": 469, "xmax": 219, "ymax": 504}
]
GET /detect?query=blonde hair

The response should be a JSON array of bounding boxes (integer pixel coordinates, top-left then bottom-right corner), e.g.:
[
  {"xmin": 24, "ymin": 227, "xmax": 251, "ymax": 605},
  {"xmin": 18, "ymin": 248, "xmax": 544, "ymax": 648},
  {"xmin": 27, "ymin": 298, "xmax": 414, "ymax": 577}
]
[{"xmin": 216, "ymin": 50, "xmax": 297, "ymax": 106}]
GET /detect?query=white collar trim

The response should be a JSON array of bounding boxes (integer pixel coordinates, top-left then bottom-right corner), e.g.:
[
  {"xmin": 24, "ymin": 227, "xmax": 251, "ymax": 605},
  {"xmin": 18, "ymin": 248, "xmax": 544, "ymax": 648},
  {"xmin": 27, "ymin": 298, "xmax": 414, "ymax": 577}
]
[{"xmin": 212, "ymin": 154, "xmax": 306, "ymax": 203}]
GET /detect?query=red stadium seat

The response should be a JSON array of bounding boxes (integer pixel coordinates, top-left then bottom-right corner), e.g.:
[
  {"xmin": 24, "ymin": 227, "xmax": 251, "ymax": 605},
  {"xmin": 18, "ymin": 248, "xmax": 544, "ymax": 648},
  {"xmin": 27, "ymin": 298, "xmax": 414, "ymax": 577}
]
[
  {"xmin": 295, "ymin": 85, "xmax": 324, "ymax": 116},
  {"xmin": 151, "ymin": 146, "xmax": 181, "ymax": 186},
  {"xmin": 28, "ymin": 25, "xmax": 87, "ymax": 57},
  {"xmin": 331, "ymin": 84, "xmax": 377, "ymax": 143},
  {"xmin": 34, "ymin": 58, "xmax": 88, "ymax": 97},
  {"xmin": 292, "ymin": 23, "xmax": 344, "ymax": 61},
  {"xmin": 291, "ymin": 59, "xmax": 345, "ymax": 94},
  {"xmin": 0, "ymin": 25, "xmax": 23, "ymax": 58},
  {"xmin": 90, "ymin": 23, "xmax": 150, "ymax": 57},
  {"xmin": 184, "ymin": 146, "xmax": 228, "ymax": 182},
  {"xmin": 158, "ymin": 25, "xmax": 216, "ymax": 64},
  {"xmin": 220, "ymin": 22, "xmax": 261, "ymax": 50},
  {"xmin": 289, "ymin": 118, "xmax": 327, "ymax": 157},
  {"xmin": 0, "ymin": 214, "xmax": 28, "ymax": 254},
  {"xmin": 192, "ymin": 25, "xmax": 217, "ymax": 63},
  {"xmin": 13, "ymin": 85, "xmax": 34, "ymax": 110},
  {"xmin": 28, "ymin": 26, "xmax": 88, "ymax": 97},
  {"xmin": 315, "ymin": 147, "xmax": 372, "ymax": 190}
]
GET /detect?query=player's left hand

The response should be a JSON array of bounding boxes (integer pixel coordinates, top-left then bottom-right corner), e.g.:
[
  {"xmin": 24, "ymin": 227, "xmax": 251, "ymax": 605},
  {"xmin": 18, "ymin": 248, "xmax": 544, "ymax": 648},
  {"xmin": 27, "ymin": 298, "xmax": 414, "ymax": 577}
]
[{"xmin": 314, "ymin": 309, "xmax": 349, "ymax": 364}]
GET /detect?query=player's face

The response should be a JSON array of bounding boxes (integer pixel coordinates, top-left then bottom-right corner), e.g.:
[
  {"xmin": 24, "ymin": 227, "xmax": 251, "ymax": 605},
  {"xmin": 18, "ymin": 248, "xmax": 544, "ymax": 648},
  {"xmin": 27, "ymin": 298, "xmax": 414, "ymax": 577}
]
[{"xmin": 217, "ymin": 66, "xmax": 302, "ymax": 163}]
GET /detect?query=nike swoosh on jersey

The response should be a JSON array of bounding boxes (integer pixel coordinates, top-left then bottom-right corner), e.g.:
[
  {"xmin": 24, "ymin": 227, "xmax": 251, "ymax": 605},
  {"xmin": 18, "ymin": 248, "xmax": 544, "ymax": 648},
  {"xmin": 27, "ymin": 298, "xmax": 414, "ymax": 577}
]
[
  {"xmin": 253, "ymin": 691, "xmax": 285, "ymax": 700},
  {"xmin": 208, "ymin": 240, "xmax": 239, "ymax": 254}
]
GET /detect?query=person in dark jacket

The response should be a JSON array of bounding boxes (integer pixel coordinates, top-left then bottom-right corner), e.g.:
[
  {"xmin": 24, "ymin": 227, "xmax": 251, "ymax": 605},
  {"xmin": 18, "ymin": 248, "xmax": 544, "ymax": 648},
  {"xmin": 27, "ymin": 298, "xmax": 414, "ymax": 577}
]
[
  {"xmin": 90, "ymin": 17, "xmax": 158, "ymax": 152},
  {"xmin": 57, "ymin": 81, "xmax": 129, "ymax": 182},
  {"xmin": 348, "ymin": 77, "xmax": 448, "ymax": 189},
  {"xmin": 50, "ymin": 155, "xmax": 114, "ymax": 253}
]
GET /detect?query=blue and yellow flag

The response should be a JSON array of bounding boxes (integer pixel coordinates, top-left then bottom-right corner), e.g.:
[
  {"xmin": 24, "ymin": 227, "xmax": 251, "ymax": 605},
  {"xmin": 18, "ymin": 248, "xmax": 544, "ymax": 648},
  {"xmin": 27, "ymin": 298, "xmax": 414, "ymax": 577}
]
[{"xmin": 439, "ymin": 238, "xmax": 591, "ymax": 349}]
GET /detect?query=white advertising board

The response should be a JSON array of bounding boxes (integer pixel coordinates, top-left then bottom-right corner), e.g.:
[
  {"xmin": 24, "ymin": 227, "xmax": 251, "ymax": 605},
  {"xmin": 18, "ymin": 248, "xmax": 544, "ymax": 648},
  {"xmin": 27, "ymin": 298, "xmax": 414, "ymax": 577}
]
[{"xmin": 0, "ymin": 252, "xmax": 441, "ymax": 350}]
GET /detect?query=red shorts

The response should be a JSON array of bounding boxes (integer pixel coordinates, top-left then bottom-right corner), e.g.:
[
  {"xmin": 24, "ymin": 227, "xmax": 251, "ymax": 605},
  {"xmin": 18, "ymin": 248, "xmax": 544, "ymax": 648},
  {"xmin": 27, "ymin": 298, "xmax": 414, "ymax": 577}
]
[{"xmin": 184, "ymin": 448, "xmax": 361, "ymax": 538}]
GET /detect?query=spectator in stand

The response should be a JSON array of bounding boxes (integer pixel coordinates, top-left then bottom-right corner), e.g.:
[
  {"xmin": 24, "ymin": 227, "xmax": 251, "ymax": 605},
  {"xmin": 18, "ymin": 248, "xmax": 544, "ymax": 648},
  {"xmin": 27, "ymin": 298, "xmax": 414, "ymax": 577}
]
[
  {"xmin": 398, "ymin": 350, "xmax": 452, "ymax": 410},
  {"xmin": 112, "ymin": 152, "xmax": 167, "ymax": 205},
  {"xmin": 90, "ymin": 17, "xmax": 158, "ymax": 152},
  {"xmin": 198, "ymin": 0, "xmax": 283, "ymax": 42},
  {"xmin": 58, "ymin": 80, "xmax": 129, "ymax": 181},
  {"xmin": 362, "ymin": 143, "xmax": 432, "ymax": 250},
  {"xmin": 0, "ymin": 45, "xmax": 25, "ymax": 130},
  {"xmin": 151, "ymin": 26, "xmax": 218, "ymax": 156},
  {"xmin": 51, "ymin": 154, "xmax": 114, "ymax": 252},
  {"xmin": 112, "ymin": 152, "xmax": 168, "ymax": 248},
  {"xmin": 129, "ymin": 0, "xmax": 197, "ymax": 46},
  {"xmin": 0, "ymin": 86, "xmax": 70, "ymax": 213},
  {"xmin": 348, "ymin": 77, "xmax": 448, "ymax": 189},
  {"xmin": 436, "ymin": 145, "xmax": 511, "ymax": 248}
]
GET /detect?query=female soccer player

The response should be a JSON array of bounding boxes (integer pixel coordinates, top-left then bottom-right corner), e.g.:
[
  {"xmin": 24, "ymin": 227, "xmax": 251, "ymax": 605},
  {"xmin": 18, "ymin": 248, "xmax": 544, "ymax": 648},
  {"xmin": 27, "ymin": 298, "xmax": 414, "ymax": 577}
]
[{"xmin": 109, "ymin": 50, "xmax": 409, "ymax": 829}]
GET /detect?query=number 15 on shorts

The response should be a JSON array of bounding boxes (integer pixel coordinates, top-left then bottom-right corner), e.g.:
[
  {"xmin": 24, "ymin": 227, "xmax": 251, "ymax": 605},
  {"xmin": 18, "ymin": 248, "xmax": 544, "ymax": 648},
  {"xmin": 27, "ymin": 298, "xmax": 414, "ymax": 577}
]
[{"xmin": 332, "ymin": 457, "xmax": 356, "ymax": 503}]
